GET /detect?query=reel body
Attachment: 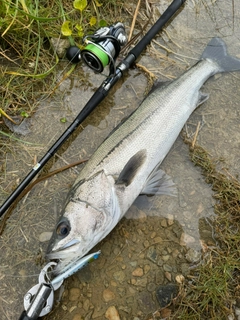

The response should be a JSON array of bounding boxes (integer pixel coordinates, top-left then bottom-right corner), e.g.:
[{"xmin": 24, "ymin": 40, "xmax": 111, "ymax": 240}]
[{"xmin": 66, "ymin": 22, "xmax": 127, "ymax": 75}]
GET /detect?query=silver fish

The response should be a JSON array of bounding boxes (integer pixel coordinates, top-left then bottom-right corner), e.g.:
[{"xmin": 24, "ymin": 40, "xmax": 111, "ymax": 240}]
[{"xmin": 47, "ymin": 38, "xmax": 240, "ymax": 274}]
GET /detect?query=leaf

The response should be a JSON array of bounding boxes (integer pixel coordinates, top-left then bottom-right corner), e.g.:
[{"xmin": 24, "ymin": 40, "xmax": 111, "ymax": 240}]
[
  {"xmin": 60, "ymin": 117, "xmax": 67, "ymax": 123},
  {"xmin": 73, "ymin": 0, "xmax": 88, "ymax": 11},
  {"xmin": 89, "ymin": 16, "xmax": 97, "ymax": 26},
  {"xmin": 76, "ymin": 24, "xmax": 84, "ymax": 37},
  {"xmin": 99, "ymin": 19, "xmax": 107, "ymax": 27},
  {"xmin": 21, "ymin": 111, "xmax": 29, "ymax": 118},
  {"xmin": 61, "ymin": 21, "xmax": 72, "ymax": 36}
]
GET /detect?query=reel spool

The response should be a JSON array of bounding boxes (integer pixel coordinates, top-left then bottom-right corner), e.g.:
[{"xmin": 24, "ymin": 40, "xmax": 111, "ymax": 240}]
[{"xmin": 66, "ymin": 22, "xmax": 127, "ymax": 76}]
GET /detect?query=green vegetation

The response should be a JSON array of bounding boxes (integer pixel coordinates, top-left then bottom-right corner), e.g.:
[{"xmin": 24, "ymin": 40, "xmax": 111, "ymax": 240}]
[{"xmin": 0, "ymin": 0, "xmax": 123, "ymax": 120}]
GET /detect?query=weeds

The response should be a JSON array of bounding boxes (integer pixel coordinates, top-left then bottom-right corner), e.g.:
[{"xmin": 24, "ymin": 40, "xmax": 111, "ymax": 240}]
[
  {"xmin": 170, "ymin": 140, "xmax": 240, "ymax": 319},
  {"xmin": 0, "ymin": 0, "xmax": 123, "ymax": 120}
]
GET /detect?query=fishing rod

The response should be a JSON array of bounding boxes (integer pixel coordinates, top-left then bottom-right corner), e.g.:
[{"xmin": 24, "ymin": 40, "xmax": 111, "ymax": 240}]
[
  {"xmin": 0, "ymin": 0, "xmax": 186, "ymax": 220},
  {"xmin": 16, "ymin": 1, "xmax": 186, "ymax": 319}
]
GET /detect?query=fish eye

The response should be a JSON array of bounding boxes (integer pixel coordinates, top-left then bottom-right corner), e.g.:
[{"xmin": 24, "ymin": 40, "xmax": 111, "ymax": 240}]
[{"xmin": 56, "ymin": 220, "xmax": 70, "ymax": 238}]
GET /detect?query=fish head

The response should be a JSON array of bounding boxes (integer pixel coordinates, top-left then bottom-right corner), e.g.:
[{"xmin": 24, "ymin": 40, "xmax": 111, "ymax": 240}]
[
  {"xmin": 46, "ymin": 200, "xmax": 109, "ymax": 274},
  {"xmin": 46, "ymin": 170, "xmax": 121, "ymax": 274}
]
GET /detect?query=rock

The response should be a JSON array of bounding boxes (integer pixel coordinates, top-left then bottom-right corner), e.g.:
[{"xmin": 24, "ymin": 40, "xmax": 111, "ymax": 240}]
[
  {"xmin": 147, "ymin": 246, "xmax": 157, "ymax": 263},
  {"xmin": 83, "ymin": 299, "xmax": 90, "ymax": 311},
  {"xmin": 181, "ymin": 263, "xmax": 190, "ymax": 275},
  {"xmin": 180, "ymin": 232, "xmax": 196, "ymax": 246},
  {"xmin": 132, "ymin": 267, "xmax": 143, "ymax": 277},
  {"xmin": 105, "ymin": 306, "xmax": 120, "ymax": 320},
  {"xmin": 163, "ymin": 264, "xmax": 172, "ymax": 272},
  {"xmin": 92, "ymin": 306, "xmax": 105, "ymax": 319},
  {"xmin": 103, "ymin": 289, "xmax": 115, "ymax": 302},
  {"xmin": 39, "ymin": 231, "xmax": 53, "ymax": 242},
  {"xmin": 113, "ymin": 271, "xmax": 125, "ymax": 283},
  {"xmin": 50, "ymin": 38, "xmax": 70, "ymax": 58},
  {"xmin": 162, "ymin": 255, "xmax": 170, "ymax": 262},
  {"xmin": 72, "ymin": 314, "xmax": 82, "ymax": 320},
  {"xmin": 165, "ymin": 271, "xmax": 172, "ymax": 281},
  {"xmin": 69, "ymin": 288, "xmax": 81, "ymax": 301},
  {"xmin": 138, "ymin": 291, "xmax": 156, "ymax": 313},
  {"xmin": 132, "ymin": 278, "xmax": 148, "ymax": 287},
  {"xmin": 150, "ymin": 232, "xmax": 156, "ymax": 238},
  {"xmin": 119, "ymin": 305, "xmax": 131, "ymax": 313},
  {"xmin": 152, "ymin": 236, "xmax": 163, "ymax": 244},
  {"xmin": 147, "ymin": 282, "xmax": 156, "ymax": 292},
  {"xmin": 167, "ymin": 214, "xmax": 174, "ymax": 226},
  {"xmin": 185, "ymin": 248, "xmax": 202, "ymax": 263},
  {"xmin": 130, "ymin": 261, "xmax": 137, "ymax": 267},
  {"xmin": 161, "ymin": 219, "xmax": 168, "ymax": 227},
  {"xmin": 144, "ymin": 265, "xmax": 151, "ymax": 274},
  {"xmin": 161, "ymin": 307, "xmax": 172, "ymax": 318},
  {"xmin": 144, "ymin": 240, "xmax": 150, "ymax": 248},
  {"xmin": 156, "ymin": 284, "xmax": 179, "ymax": 308}
]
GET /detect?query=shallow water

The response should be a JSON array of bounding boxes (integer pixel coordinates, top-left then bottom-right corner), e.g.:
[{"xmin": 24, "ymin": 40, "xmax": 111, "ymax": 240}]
[{"xmin": 0, "ymin": 1, "xmax": 240, "ymax": 319}]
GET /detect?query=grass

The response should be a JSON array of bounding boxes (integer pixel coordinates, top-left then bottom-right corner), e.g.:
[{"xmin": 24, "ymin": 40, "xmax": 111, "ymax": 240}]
[
  {"xmin": 0, "ymin": 0, "xmax": 124, "ymax": 120},
  {"xmin": 168, "ymin": 139, "xmax": 240, "ymax": 319}
]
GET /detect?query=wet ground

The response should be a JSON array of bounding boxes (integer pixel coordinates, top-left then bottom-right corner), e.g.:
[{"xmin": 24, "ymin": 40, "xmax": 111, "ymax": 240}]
[{"xmin": 0, "ymin": 0, "xmax": 240, "ymax": 319}]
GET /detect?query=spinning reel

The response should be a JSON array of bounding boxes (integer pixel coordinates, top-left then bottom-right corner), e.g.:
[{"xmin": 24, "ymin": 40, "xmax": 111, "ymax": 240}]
[{"xmin": 66, "ymin": 22, "xmax": 127, "ymax": 76}]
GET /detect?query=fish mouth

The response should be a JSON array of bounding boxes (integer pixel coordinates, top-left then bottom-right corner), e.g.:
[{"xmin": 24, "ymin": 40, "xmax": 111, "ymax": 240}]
[{"xmin": 46, "ymin": 238, "xmax": 81, "ymax": 261}]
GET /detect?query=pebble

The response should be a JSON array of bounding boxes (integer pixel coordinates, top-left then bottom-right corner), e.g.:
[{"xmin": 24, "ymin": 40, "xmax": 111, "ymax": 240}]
[
  {"xmin": 167, "ymin": 214, "xmax": 174, "ymax": 226},
  {"xmin": 130, "ymin": 261, "xmax": 137, "ymax": 267},
  {"xmin": 113, "ymin": 271, "xmax": 125, "ymax": 283},
  {"xmin": 105, "ymin": 306, "xmax": 120, "ymax": 320},
  {"xmin": 144, "ymin": 240, "xmax": 150, "ymax": 248},
  {"xmin": 162, "ymin": 255, "xmax": 170, "ymax": 262},
  {"xmin": 150, "ymin": 231, "xmax": 156, "ymax": 238},
  {"xmin": 156, "ymin": 284, "xmax": 179, "ymax": 308},
  {"xmin": 144, "ymin": 265, "xmax": 151, "ymax": 274},
  {"xmin": 50, "ymin": 38, "xmax": 69, "ymax": 58},
  {"xmin": 152, "ymin": 236, "xmax": 163, "ymax": 244},
  {"xmin": 39, "ymin": 231, "xmax": 53, "ymax": 242},
  {"xmin": 103, "ymin": 288, "xmax": 115, "ymax": 302},
  {"xmin": 83, "ymin": 299, "xmax": 90, "ymax": 311},
  {"xmin": 72, "ymin": 315, "xmax": 82, "ymax": 320},
  {"xmin": 132, "ymin": 267, "xmax": 143, "ymax": 277},
  {"xmin": 165, "ymin": 271, "xmax": 172, "ymax": 281},
  {"xmin": 161, "ymin": 308, "xmax": 172, "ymax": 318},
  {"xmin": 163, "ymin": 264, "xmax": 172, "ymax": 272},
  {"xmin": 147, "ymin": 246, "xmax": 157, "ymax": 263},
  {"xmin": 69, "ymin": 288, "xmax": 81, "ymax": 301},
  {"xmin": 161, "ymin": 219, "xmax": 168, "ymax": 227},
  {"xmin": 180, "ymin": 232, "xmax": 196, "ymax": 246},
  {"xmin": 185, "ymin": 248, "xmax": 202, "ymax": 263},
  {"xmin": 147, "ymin": 282, "xmax": 156, "ymax": 292},
  {"xmin": 132, "ymin": 278, "xmax": 148, "ymax": 287},
  {"xmin": 92, "ymin": 306, "xmax": 105, "ymax": 319}
]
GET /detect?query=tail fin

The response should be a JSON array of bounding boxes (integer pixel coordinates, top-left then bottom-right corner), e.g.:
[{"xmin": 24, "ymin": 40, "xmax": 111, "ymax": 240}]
[{"xmin": 201, "ymin": 37, "xmax": 240, "ymax": 72}]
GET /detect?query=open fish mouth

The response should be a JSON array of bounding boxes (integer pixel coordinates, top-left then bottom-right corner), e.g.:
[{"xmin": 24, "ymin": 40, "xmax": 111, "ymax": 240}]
[{"xmin": 46, "ymin": 239, "xmax": 81, "ymax": 261}]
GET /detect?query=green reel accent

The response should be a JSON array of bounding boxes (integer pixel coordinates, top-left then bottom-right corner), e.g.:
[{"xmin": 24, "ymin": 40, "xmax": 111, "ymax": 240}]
[{"xmin": 84, "ymin": 44, "xmax": 109, "ymax": 68}]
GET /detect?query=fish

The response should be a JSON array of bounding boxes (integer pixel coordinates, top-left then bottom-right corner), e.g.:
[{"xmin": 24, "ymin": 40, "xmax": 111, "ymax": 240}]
[{"xmin": 46, "ymin": 37, "xmax": 240, "ymax": 274}]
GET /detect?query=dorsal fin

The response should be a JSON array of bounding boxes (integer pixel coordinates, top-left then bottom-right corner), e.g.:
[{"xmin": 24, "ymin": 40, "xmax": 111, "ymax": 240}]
[{"xmin": 116, "ymin": 150, "xmax": 147, "ymax": 186}]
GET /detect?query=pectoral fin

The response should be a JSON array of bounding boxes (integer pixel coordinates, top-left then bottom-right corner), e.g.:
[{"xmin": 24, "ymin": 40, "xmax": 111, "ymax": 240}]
[
  {"xmin": 116, "ymin": 150, "xmax": 147, "ymax": 186},
  {"xmin": 141, "ymin": 168, "xmax": 177, "ymax": 196}
]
